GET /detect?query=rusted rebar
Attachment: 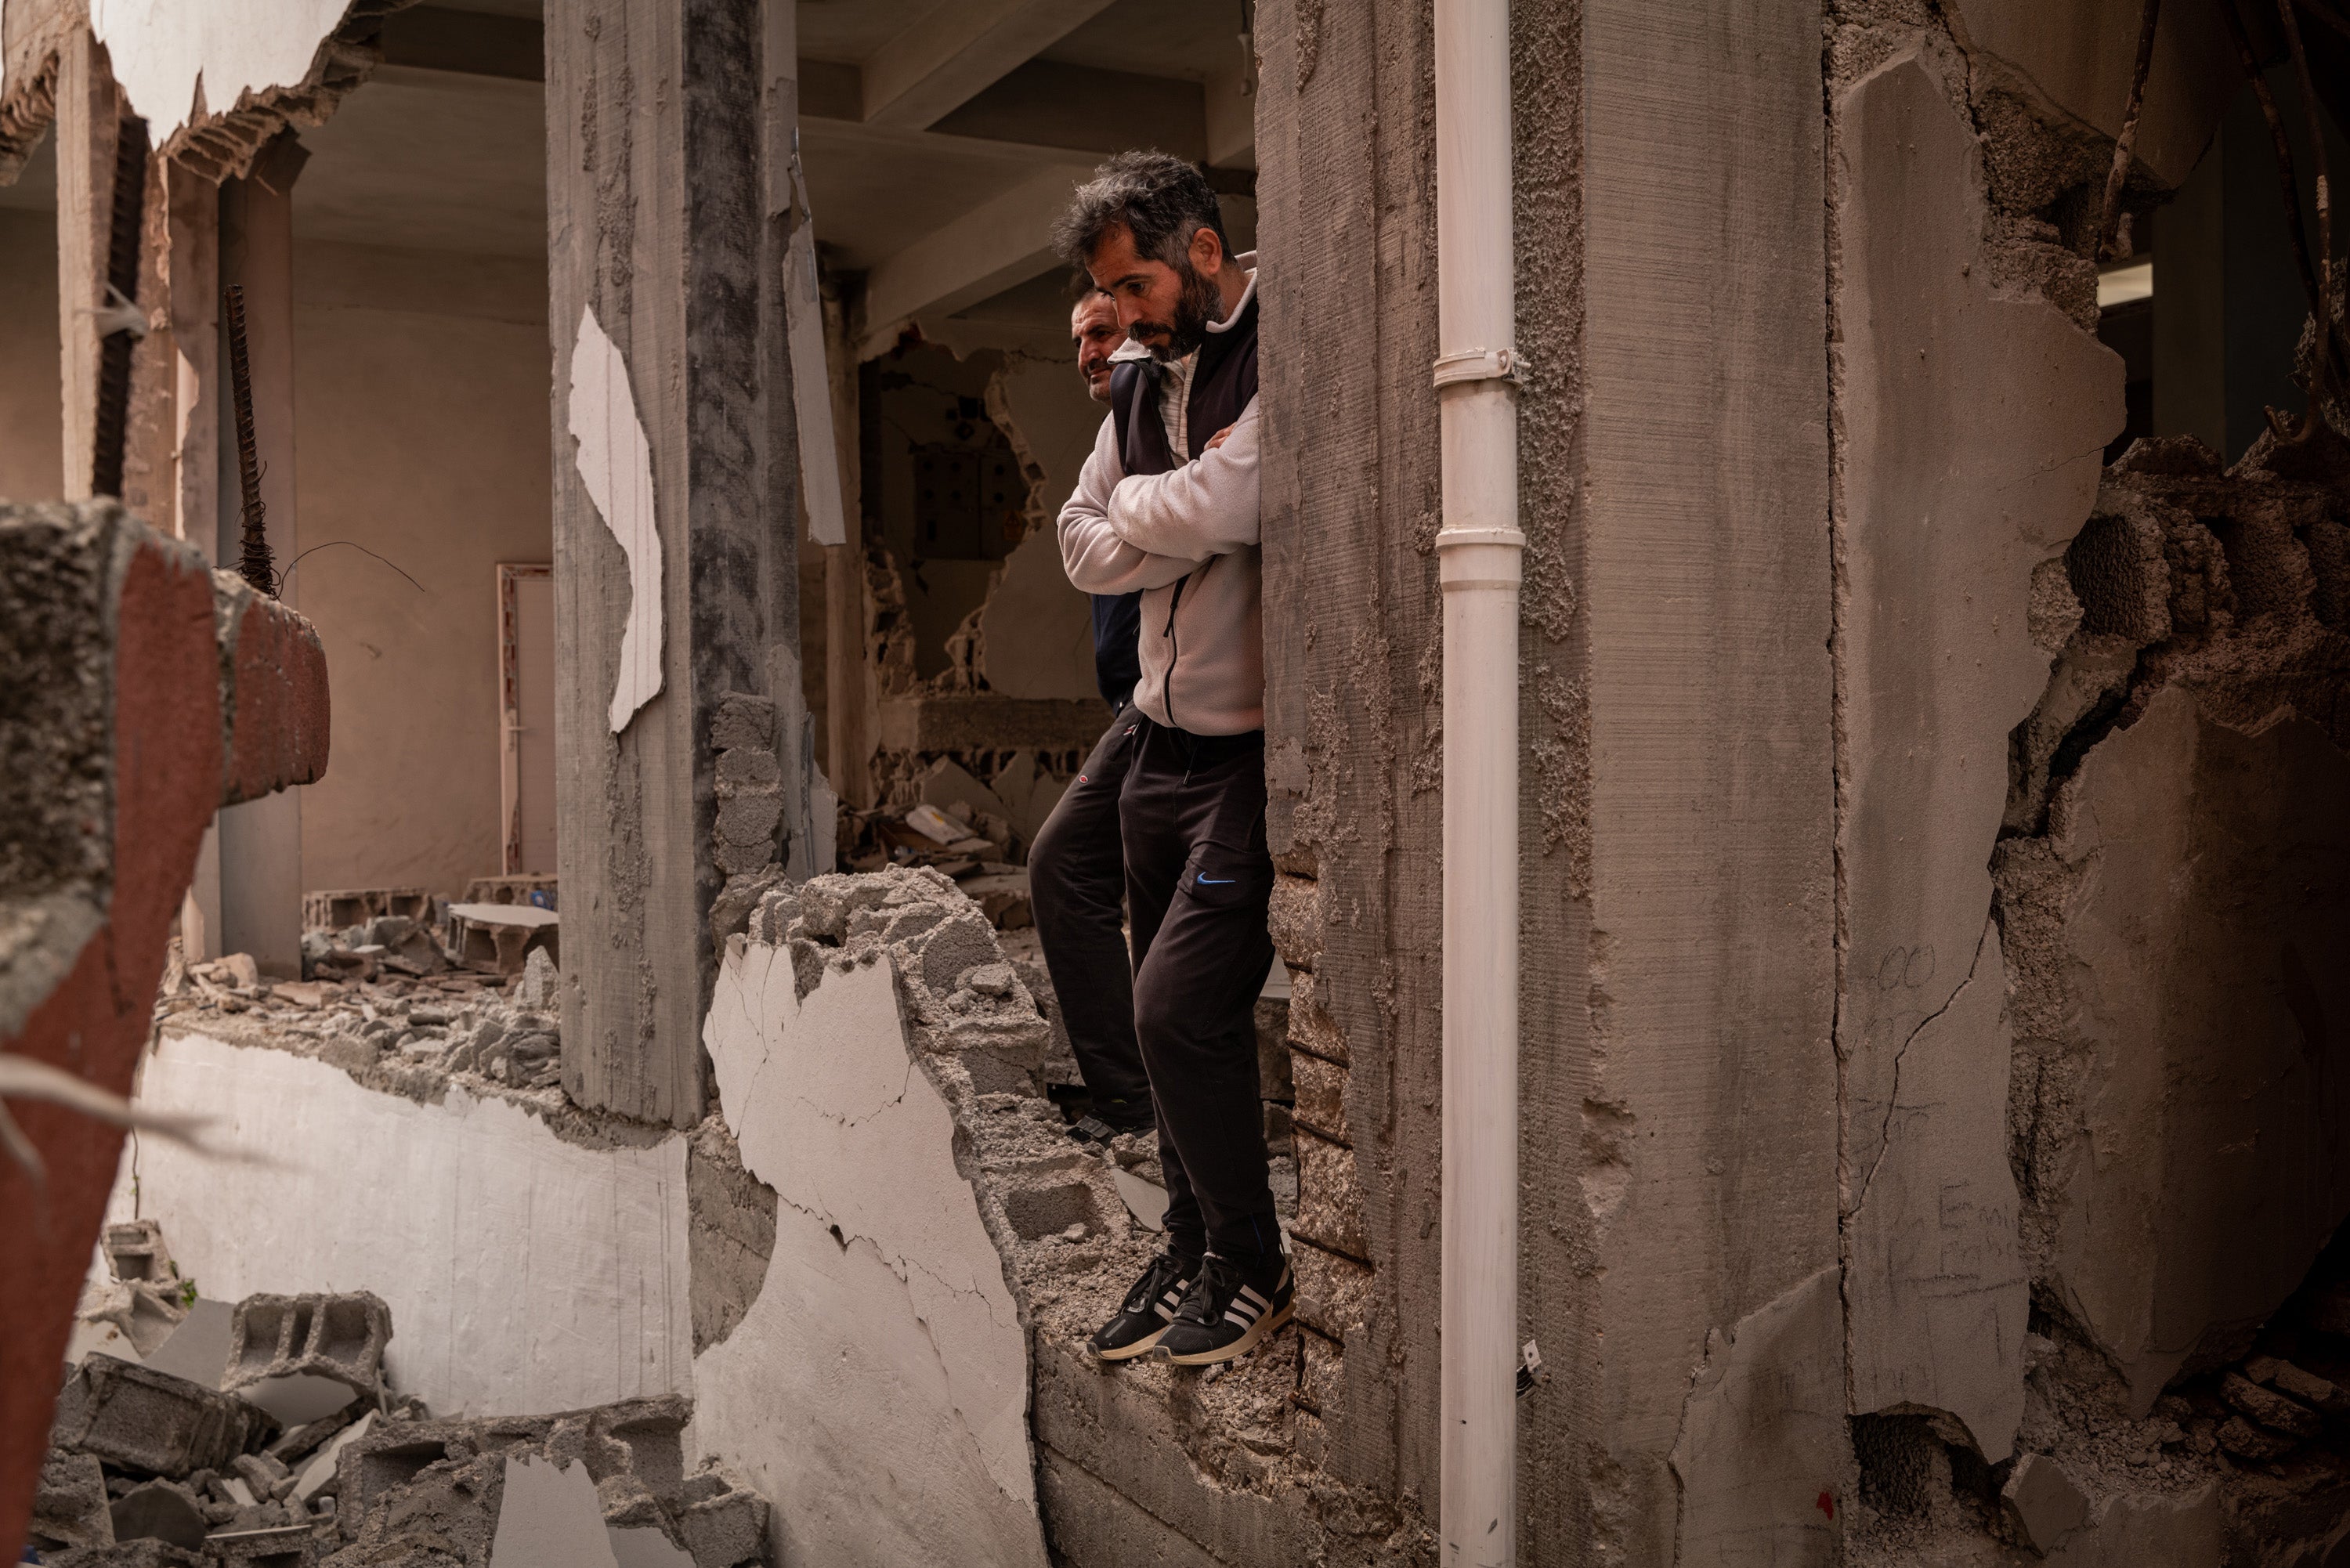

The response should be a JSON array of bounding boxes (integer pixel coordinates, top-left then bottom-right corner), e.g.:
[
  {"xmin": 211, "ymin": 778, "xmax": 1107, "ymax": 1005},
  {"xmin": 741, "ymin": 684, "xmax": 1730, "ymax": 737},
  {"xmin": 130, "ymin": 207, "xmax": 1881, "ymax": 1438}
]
[
  {"xmin": 2095, "ymin": 0, "xmax": 2164, "ymax": 259},
  {"xmin": 89, "ymin": 112, "xmax": 149, "ymax": 498},
  {"xmin": 223, "ymin": 284, "xmax": 273, "ymax": 594}
]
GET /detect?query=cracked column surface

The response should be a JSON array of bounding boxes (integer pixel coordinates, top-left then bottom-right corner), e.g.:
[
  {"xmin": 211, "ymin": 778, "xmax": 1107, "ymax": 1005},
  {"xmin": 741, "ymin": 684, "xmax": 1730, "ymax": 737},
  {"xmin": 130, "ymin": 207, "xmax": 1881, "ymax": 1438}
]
[{"xmin": 1834, "ymin": 49, "xmax": 2121, "ymax": 1461}]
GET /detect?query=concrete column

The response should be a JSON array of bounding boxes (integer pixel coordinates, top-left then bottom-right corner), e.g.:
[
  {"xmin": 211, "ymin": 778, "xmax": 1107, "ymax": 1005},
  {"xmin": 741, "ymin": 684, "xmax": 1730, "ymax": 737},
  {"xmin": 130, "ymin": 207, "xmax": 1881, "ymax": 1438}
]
[
  {"xmin": 544, "ymin": 0, "xmax": 814, "ymax": 1126},
  {"xmin": 52, "ymin": 27, "xmax": 114, "ymax": 501},
  {"xmin": 215, "ymin": 135, "xmax": 307, "ymax": 978},
  {"xmin": 171, "ymin": 162, "xmax": 224, "ymax": 959}
]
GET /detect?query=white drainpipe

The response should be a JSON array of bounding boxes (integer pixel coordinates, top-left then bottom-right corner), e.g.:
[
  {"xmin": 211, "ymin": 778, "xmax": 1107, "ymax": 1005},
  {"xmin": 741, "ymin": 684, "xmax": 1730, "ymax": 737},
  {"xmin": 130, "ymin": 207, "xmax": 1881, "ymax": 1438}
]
[{"xmin": 1433, "ymin": 0, "xmax": 1521, "ymax": 1561}]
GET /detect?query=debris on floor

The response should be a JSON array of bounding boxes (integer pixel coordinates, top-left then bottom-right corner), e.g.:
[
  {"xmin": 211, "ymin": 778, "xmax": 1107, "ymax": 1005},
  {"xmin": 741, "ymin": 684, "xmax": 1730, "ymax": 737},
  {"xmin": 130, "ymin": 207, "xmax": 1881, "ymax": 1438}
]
[
  {"xmin": 157, "ymin": 938, "xmax": 569, "ymax": 1097},
  {"xmin": 34, "ymin": 1223, "xmax": 766, "ymax": 1567}
]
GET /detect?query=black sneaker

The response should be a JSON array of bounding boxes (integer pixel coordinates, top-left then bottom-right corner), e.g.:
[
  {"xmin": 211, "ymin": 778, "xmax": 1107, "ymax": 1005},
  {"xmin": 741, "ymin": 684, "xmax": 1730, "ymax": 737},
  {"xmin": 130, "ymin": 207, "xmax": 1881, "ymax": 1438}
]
[
  {"xmin": 1156, "ymin": 1252, "xmax": 1293, "ymax": 1365},
  {"xmin": 1089, "ymin": 1250, "xmax": 1200, "ymax": 1362}
]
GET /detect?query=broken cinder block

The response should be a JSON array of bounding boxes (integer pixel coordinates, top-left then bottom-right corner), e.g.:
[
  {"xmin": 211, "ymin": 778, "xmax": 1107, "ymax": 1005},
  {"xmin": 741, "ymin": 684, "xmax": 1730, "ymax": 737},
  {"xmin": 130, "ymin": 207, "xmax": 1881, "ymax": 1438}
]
[
  {"xmin": 226, "ymin": 1292, "xmax": 393, "ymax": 1404},
  {"xmin": 52, "ymin": 1355, "xmax": 273, "ymax": 1478},
  {"xmin": 31, "ymin": 1450, "xmax": 114, "ymax": 1551}
]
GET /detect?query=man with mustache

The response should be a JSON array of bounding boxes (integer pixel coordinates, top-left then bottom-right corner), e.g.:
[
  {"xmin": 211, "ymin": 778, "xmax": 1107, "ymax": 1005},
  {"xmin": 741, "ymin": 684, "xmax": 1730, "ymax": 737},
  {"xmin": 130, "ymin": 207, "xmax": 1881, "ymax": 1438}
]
[
  {"xmin": 1026, "ymin": 291, "xmax": 1156, "ymax": 1144},
  {"xmin": 1048, "ymin": 152, "xmax": 1286, "ymax": 1367}
]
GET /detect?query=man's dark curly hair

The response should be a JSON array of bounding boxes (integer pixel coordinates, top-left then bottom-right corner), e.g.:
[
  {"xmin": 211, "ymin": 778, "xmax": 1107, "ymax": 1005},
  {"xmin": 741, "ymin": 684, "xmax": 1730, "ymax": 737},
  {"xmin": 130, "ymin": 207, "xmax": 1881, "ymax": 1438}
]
[{"xmin": 1051, "ymin": 150, "xmax": 1230, "ymax": 273}]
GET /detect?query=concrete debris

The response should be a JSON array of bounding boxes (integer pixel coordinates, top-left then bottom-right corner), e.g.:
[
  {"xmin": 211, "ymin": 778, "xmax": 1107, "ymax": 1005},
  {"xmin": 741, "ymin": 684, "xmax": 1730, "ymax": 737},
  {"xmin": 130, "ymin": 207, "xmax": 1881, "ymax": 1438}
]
[
  {"xmin": 40, "ymin": 1259, "xmax": 769, "ymax": 1567},
  {"xmin": 32, "ymin": 1451, "xmax": 115, "ymax": 1550},
  {"xmin": 325, "ymin": 1396, "xmax": 765, "ymax": 1568},
  {"xmin": 38, "ymin": 1545, "xmax": 207, "ymax": 1567},
  {"xmin": 447, "ymin": 902, "xmax": 561, "ymax": 976},
  {"xmin": 110, "ymin": 1478, "xmax": 211, "ymax": 1549},
  {"xmin": 77, "ymin": 1225, "xmax": 193, "ymax": 1360},
  {"xmin": 225, "ymin": 1295, "xmax": 392, "ymax": 1406},
  {"xmin": 52, "ymin": 1357, "xmax": 278, "ymax": 1479},
  {"xmin": 157, "ymin": 944, "xmax": 575, "ymax": 1101},
  {"xmin": 2001, "ymin": 1451, "xmax": 2091, "ymax": 1553},
  {"xmin": 512, "ymin": 947, "xmax": 561, "ymax": 1012},
  {"xmin": 301, "ymin": 890, "xmax": 432, "ymax": 933},
  {"xmin": 461, "ymin": 875, "xmax": 558, "ymax": 911}
]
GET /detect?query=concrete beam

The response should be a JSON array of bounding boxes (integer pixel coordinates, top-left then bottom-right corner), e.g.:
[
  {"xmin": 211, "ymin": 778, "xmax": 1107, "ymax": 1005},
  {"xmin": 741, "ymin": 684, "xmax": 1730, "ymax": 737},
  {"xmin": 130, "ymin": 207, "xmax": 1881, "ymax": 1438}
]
[
  {"xmin": 858, "ymin": 0, "xmax": 1117, "ymax": 129},
  {"xmin": 854, "ymin": 164, "xmax": 1086, "ymax": 357}
]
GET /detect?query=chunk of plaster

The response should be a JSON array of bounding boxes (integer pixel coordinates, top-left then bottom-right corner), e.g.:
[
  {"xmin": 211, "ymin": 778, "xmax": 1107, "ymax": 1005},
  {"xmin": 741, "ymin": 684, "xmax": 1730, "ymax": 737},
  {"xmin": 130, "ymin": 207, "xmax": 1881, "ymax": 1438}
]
[
  {"xmin": 569, "ymin": 305, "xmax": 663, "ymax": 734},
  {"xmin": 489, "ymin": 1454, "xmax": 620, "ymax": 1568}
]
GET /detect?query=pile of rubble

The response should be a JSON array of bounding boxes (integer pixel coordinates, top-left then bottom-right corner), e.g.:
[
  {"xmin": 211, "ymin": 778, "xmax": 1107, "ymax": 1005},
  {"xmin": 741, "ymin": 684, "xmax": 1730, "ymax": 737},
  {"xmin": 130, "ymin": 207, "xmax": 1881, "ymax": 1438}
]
[
  {"xmin": 157, "ymin": 946, "xmax": 569, "ymax": 1100},
  {"xmin": 288, "ymin": 880, "xmax": 559, "ymax": 985},
  {"xmin": 31, "ymin": 1223, "xmax": 765, "ymax": 1567},
  {"xmin": 836, "ymin": 755, "xmax": 1068, "ymax": 930}
]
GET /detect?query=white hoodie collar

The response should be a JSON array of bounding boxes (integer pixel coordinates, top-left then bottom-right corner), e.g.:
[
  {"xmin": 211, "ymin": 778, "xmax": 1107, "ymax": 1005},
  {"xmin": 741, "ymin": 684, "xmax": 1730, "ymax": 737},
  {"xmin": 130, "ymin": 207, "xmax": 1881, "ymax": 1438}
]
[{"xmin": 1206, "ymin": 251, "xmax": 1258, "ymax": 334}]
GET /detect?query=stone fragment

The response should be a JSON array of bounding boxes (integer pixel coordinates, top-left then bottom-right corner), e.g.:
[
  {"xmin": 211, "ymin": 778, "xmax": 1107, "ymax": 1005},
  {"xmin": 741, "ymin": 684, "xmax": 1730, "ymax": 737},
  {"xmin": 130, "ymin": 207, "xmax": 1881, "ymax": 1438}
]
[
  {"xmin": 52, "ymin": 1356, "xmax": 273, "ymax": 1477},
  {"xmin": 489, "ymin": 1454, "xmax": 621, "ymax": 1568},
  {"xmin": 2218, "ymin": 1417, "xmax": 2298, "ymax": 1460},
  {"xmin": 2221, "ymin": 1371, "xmax": 2322, "ymax": 1437},
  {"xmin": 226, "ymin": 1292, "xmax": 393, "ymax": 1404},
  {"xmin": 31, "ymin": 1451, "xmax": 114, "ymax": 1549},
  {"xmin": 139, "ymin": 1297, "xmax": 234, "ymax": 1389},
  {"xmin": 2270, "ymin": 1360, "xmax": 2348, "ymax": 1414},
  {"xmin": 218, "ymin": 952, "xmax": 262, "ymax": 988},
  {"xmin": 963, "ymin": 962, "xmax": 1015, "ymax": 998},
  {"xmin": 108, "ymin": 1479, "xmax": 209, "ymax": 1549},
  {"xmin": 514, "ymin": 945, "xmax": 562, "ymax": 1010},
  {"xmin": 2001, "ymin": 1451, "xmax": 2090, "ymax": 1553},
  {"xmin": 291, "ymin": 1408, "xmax": 374, "ymax": 1503},
  {"xmin": 38, "ymin": 1543, "xmax": 207, "ymax": 1566},
  {"xmin": 674, "ymin": 1466, "xmax": 767, "ymax": 1568},
  {"xmin": 1111, "ymin": 1165, "xmax": 1169, "ymax": 1232},
  {"xmin": 708, "ymin": 866, "xmax": 789, "ymax": 948}
]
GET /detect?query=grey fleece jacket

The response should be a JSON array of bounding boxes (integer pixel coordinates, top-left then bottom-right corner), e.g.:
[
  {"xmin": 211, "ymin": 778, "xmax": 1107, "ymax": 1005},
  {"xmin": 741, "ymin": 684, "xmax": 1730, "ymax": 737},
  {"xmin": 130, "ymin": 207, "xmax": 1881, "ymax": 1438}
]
[{"xmin": 1055, "ymin": 270, "xmax": 1262, "ymax": 736}]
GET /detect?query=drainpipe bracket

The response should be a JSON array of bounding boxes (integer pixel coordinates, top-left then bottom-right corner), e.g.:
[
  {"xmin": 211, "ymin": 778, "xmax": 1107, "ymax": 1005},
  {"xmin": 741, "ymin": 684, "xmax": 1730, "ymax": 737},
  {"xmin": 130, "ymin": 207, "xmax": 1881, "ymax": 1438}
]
[{"xmin": 1432, "ymin": 346, "xmax": 1527, "ymax": 388}]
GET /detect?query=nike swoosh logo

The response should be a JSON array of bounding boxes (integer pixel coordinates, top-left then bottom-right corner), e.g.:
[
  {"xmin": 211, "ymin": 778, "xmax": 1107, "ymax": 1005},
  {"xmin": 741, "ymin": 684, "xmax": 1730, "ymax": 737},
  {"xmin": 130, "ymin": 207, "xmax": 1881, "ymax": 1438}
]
[{"xmin": 1197, "ymin": 877, "xmax": 1235, "ymax": 885}]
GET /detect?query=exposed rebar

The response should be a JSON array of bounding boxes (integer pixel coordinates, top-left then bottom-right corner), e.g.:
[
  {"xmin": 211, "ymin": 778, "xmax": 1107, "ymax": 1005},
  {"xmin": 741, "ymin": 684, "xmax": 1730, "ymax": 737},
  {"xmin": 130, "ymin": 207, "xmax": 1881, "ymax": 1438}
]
[
  {"xmin": 223, "ymin": 284, "xmax": 274, "ymax": 594},
  {"xmin": 2095, "ymin": 0, "xmax": 2164, "ymax": 260},
  {"xmin": 89, "ymin": 112, "xmax": 149, "ymax": 498}
]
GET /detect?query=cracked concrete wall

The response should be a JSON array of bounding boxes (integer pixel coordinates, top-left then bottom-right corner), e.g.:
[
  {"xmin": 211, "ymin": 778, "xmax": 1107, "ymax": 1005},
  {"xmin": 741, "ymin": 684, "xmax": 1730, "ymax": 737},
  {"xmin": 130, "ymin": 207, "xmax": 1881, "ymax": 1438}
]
[
  {"xmin": 2025, "ymin": 686, "xmax": 2350, "ymax": 1410},
  {"xmin": 107, "ymin": 1027, "xmax": 693, "ymax": 1417},
  {"xmin": 1832, "ymin": 45, "xmax": 2121, "ymax": 1461},
  {"xmin": 697, "ymin": 923, "xmax": 1046, "ymax": 1568}
]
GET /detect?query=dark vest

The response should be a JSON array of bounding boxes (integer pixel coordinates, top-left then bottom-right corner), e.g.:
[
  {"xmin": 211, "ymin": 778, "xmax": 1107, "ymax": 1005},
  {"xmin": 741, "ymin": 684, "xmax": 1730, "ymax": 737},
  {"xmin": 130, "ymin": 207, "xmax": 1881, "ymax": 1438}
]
[{"xmin": 1089, "ymin": 291, "xmax": 1261, "ymax": 710}]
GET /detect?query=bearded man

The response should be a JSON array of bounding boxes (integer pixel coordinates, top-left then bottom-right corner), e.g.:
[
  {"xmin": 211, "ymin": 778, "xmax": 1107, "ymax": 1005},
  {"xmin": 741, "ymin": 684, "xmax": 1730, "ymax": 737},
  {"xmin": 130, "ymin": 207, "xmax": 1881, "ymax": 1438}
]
[{"xmin": 1047, "ymin": 152, "xmax": 1286, "ymax": 1367}]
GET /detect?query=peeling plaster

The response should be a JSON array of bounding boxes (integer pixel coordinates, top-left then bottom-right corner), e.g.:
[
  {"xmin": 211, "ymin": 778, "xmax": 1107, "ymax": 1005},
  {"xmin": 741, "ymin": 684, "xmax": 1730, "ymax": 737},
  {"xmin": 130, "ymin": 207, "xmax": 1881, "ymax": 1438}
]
[
  {"xmin": 696, "ymin": 941, "xmax": 1046, "ymax": 1568},
  {"xmin": 569, "ymin": 305, "xmax": 663, "ymax": 734},
  {"xmin": 1834, "ymin": 49, "xmax": 2119, "ymax": 1462},
  {"xmin": 89, "ymin": 0, "xmax": 349, "ymax": 140}
]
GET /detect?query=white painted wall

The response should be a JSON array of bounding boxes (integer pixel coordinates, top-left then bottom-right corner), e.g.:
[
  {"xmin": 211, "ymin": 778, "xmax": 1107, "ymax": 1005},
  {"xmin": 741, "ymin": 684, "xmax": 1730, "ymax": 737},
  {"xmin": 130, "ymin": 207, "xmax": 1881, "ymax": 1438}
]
[
  {"xmin": 699, "ymin": 942, "xmax": 1047, "ymax": 1568},
  {"xmin": 92, "ymin": 0, "xmax": 352, "ymax": 142},
  {"xmin": 109, "ymin": 1031, "xmax": 692, "ymax": 1418}
]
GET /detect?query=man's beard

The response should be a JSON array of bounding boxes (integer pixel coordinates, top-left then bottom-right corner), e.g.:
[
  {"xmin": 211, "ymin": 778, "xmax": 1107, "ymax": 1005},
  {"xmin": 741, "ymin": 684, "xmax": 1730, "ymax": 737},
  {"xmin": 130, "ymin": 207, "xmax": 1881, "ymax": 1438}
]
[{"xmin": 1131, "ymin": 259, "xmax": 1224, "ymax": 362}]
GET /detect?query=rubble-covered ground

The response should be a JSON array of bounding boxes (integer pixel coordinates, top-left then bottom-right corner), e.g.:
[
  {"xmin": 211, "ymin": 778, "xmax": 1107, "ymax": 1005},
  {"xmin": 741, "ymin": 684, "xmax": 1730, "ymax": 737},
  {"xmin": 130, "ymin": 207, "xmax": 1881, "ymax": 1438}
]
[{"xmin": 31, "ymin": 1220, "xmax": 765, "ymax": 1567}]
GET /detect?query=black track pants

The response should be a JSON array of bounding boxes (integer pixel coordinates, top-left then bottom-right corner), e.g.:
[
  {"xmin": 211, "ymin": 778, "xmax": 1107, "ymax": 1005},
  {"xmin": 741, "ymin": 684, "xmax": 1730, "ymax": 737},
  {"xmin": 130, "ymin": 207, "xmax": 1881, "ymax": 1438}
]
[
  {"xmin": 1119, "ymin": 715, "xmax": 1278, "ymax": 1263},
  {"xmin": 1027, "ymin": 709, "xmax": 1154, "ymax": 1111}
]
